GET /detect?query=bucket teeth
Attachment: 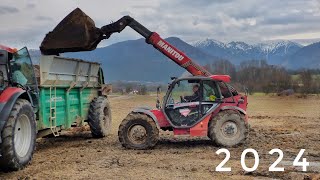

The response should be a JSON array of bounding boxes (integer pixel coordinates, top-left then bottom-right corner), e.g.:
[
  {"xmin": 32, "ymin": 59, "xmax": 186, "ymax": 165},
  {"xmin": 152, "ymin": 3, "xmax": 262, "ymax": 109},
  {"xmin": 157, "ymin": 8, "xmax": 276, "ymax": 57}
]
[{"xmin": 40, "ymin": 8, "xmax": 103, "ymax": 55}]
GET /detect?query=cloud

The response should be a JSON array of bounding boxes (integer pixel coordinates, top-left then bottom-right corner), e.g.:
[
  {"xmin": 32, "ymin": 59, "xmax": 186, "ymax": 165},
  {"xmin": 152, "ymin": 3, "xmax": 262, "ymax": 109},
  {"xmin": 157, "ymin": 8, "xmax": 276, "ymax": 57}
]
[
  {"xmin": 26, "ymin": 3, "xmax": 36, "ymax": 9},
  {"xmin": 0, "ymin": 5, "xmax": 19, "ymax": 15},
  {"xmin": 35, "ymin": 16, "xmax": 53, "ymax": 21},
  {"xmin": 142, "ymin": 0, "xmax": 320, "ymax": 44},
  {"xmin": 1, "ymin": 0, "xmax": 320, "ymax": 48},
  {"xmin": 0, "ymin": 28, "xmax": 46, "ymax": 49}
]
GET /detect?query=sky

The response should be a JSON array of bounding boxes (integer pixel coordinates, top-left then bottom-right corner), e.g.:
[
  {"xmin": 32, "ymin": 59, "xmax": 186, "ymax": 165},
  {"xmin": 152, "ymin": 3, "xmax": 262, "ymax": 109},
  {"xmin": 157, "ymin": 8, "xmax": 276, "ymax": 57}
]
[{"xmin": 1, "ymin": 0, "xmax": 320, "ymax": 49}]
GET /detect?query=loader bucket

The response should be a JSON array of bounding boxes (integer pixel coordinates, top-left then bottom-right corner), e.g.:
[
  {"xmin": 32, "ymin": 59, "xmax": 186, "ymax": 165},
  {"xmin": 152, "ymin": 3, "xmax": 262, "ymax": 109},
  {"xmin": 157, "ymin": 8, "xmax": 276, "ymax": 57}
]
[{"xmin": 40, "ymin": 8, "xmax": 103, "ymax": 55}]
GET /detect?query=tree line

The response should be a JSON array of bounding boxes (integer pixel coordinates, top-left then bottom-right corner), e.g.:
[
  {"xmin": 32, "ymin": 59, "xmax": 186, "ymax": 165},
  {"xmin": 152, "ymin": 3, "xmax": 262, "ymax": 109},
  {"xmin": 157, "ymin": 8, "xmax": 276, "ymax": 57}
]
[
  {"xmin": 204, "ymin": 59, "xmax": 320, "ymax": 95},
  {"xmin": 111, "ymin": 59, "xmax": 320, "ymax": 96},
  {"xmin": 111, "ymin": 81, "xmax": 167, "ymax": 95}
]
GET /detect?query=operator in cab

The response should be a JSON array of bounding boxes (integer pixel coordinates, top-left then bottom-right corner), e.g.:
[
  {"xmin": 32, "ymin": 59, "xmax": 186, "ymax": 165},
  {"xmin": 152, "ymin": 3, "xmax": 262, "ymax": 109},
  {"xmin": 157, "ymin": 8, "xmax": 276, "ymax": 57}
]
[{"xmin": 182, "ymin": 84, "xmax": 200, "ymax": 102}]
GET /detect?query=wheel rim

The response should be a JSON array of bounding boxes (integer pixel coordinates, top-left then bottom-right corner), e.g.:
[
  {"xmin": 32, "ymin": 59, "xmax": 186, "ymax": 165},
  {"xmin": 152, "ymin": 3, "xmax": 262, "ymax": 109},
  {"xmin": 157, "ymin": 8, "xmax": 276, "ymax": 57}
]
[
  {"xmin": 127, "ymin": 124, "xmax": 147, "ymax": 145},
  {"xmin": 14, "ymin": 114, "xmax": 32, "ymax": 158},
  {"xmin": 220, "ymin": 120, "xmax": 239, "ymax": 138}
]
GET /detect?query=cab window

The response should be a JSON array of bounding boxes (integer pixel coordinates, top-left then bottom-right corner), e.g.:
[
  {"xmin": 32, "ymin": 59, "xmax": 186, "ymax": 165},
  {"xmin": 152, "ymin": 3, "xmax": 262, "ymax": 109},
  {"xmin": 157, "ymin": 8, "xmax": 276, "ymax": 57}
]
[
  {"xmin": 218, "ymin": 82, "xmax": 232, "ymax": 98},
  {"xmin": 202, "ymin": 80, "xmax": 221, "ymax": 102},
  {"xmin": 201, "ymin": 80, "xmax": 221, "ymax": 115},
  {"xmin": 11, "ymin": 47, "xmax": 36, "ymax": 86}
]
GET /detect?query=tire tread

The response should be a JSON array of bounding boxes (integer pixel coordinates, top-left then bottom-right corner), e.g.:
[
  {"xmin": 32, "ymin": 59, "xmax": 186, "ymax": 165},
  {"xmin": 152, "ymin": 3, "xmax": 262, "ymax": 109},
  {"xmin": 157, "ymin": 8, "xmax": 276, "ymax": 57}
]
[
  {"xmin": 209, "ymin": 110, "xmax": 248, "ymax": 147},
  {"xmin": 118, "ymin": 112, "xmax": 159, "ymax": 149},
  {"xmin": 0, "ymin": 99, "xmax": 36, "ymax": 171}
]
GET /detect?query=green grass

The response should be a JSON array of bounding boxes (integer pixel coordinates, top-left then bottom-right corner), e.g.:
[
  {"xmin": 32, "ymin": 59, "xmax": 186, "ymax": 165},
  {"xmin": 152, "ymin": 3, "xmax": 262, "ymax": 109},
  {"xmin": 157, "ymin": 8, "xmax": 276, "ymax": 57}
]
[
  {"xmin": 291, "ymin": 74, "xmax": 320, "ymax": 81},
  {"xmin": 251, "ymin": 92, "xmax": 267, "ymax": 96},
  {"xmin": 291, "ymin": 74, "xmax": 300, "ymax": 81}
]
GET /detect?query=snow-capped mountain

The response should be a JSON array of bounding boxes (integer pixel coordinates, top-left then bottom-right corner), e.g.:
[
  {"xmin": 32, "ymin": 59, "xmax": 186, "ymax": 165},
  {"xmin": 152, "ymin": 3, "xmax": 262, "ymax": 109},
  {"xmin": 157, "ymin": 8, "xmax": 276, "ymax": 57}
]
[
  {"xmin": 192, "ymin": 38, "xmax": 225, "ymax": 48},
  {"xmin": 257, "ymin": 40, "xmax": 303, "ymax": 53},
  {"xmin": 226, "ymin": 41, "xmax": 253, "ymax": 51},
  {"xmin": 192, "ymin": 39, "xmax": 303, "ymax": 65}
]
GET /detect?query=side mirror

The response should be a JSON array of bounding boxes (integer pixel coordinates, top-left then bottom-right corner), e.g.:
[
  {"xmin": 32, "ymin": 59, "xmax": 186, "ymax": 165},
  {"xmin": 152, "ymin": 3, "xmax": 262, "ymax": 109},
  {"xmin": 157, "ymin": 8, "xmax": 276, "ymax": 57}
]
[
  {"xmin": 0, "ymin": 50, "xmax": 9, "ymax": 64},
  {"xmin": 0, "ymin": 71, "xmax": 4, "ymax": 87},
  {"xmin": 243, "ymin": 87, "xmax": 249, "ymax": 96},
  {"xmin": 156, "ymin": 86, "xmax": 161, "ymax": 109}
]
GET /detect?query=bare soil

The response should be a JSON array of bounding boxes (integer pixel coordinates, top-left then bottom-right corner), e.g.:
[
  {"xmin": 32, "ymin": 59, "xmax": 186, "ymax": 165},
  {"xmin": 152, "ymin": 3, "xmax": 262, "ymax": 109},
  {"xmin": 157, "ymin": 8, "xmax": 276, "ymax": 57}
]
[{"xmin": 1, "ymin": 95, "xmax": 320, "ymax": 179}]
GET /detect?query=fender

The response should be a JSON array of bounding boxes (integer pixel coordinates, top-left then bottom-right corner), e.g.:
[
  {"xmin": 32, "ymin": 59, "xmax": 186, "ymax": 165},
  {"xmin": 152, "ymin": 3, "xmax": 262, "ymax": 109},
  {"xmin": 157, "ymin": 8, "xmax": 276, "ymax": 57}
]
[
  {"xmin": 132, "ymin": 108, "xmax": 160, "ymax": 129},
  {"xmin": 0, "ymin": 87, "xmax": 31, "ymax": 143},
  {"xmin": 221, "ymin": 105, "xmax": 247, "ymax": 115}
]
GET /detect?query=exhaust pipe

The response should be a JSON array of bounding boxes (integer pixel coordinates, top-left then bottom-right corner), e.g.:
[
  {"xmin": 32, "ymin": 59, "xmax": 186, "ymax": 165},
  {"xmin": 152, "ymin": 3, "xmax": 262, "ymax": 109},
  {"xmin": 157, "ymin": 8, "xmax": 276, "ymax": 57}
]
[{"xmin": 40, "ymin": 8, "xmax": 104, "ymax": 55}]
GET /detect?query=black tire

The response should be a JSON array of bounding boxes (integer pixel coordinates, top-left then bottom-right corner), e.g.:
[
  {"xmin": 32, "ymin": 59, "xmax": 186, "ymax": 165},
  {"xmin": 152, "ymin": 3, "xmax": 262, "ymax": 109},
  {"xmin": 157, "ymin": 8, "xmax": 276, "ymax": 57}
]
[
  {"xmin": 118, "ymin": 113, "xmax": 159, "ymax": 150},
  {"xmin": 0, "ymin": 99, "xmax": 36, "ymax": 171},
  {"xmin": 209, "ymin": 110, "xmax": 248, "ymax": 147},
  {"xmin": 88, "ymin": 96, "xmax": 112, "ymax": 138}
]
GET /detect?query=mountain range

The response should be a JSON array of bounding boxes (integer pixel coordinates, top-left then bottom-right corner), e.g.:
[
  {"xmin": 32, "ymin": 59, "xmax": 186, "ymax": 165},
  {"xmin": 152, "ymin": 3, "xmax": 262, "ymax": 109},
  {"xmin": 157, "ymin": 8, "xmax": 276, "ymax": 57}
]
[
  {"xmin": 192, "ymin": 39, "xmax": 303, "ymax": 66},
  {"xmin": 29, "ymin": 37, "xmax": 320, "ymax": 82}
]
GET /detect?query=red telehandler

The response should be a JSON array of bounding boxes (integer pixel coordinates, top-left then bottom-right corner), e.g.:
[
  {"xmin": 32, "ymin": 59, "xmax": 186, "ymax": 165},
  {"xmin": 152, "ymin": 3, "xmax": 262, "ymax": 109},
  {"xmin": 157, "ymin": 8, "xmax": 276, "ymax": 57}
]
[{"xmin": 40, "ymin": 8, "xmax": 249, "ymax": 149}]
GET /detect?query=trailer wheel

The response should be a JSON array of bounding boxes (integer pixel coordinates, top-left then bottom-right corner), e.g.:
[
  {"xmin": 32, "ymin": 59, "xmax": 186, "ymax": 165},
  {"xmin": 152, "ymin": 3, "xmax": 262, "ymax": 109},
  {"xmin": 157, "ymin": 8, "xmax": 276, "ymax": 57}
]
[
  {"xmin": 118, "ymin": 113, "xmax": 159, "ymax": 149},
  {"xmin": 209, "ymin": 110, "xmax": 248, "ymax": 147},
  {"xmin": 88, "ymin": 96, "xmax": 112, "ymax": 138},
  {"xmin": 0, "ymin": 99, "xmax": 36, "ymax": 171}
]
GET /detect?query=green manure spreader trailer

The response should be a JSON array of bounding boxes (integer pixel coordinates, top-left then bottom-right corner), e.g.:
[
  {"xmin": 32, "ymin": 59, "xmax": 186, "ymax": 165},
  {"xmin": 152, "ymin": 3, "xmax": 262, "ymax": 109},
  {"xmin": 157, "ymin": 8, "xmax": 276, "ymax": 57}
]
[{"xmin": 0, "ymin": 47, "xmax": 111, "ymax": 171}]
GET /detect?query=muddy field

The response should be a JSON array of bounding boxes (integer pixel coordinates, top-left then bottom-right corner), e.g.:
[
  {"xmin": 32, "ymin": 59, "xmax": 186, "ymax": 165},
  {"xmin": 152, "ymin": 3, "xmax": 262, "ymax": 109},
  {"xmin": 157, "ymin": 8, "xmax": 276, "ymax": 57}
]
[{"xmin": 1, "ymin": 95, "xmax": 320, "ymax": 179}]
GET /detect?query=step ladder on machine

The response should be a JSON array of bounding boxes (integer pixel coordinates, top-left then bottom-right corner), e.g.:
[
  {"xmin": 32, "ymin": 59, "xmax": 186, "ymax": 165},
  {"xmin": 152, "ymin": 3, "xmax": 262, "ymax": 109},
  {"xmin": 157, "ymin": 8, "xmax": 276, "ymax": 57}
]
[{"xmin": 49, "ymin": 85, "xmax": 59, "ymax": 136}]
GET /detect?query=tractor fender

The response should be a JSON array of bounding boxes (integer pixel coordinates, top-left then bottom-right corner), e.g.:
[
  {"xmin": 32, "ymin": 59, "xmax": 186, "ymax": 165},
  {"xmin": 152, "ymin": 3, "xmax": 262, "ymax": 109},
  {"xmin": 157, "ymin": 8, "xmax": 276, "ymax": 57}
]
[
  {"xmin": 132, "ymin": 108, "xmax": 160, "ymax": 129},
  {"xmin": 220, "ymin": 106, "xmax": 247, "ymax": 115},
  {"xmin": 0, "ymin": 88, "xmax": 31, "ymax": 143}
]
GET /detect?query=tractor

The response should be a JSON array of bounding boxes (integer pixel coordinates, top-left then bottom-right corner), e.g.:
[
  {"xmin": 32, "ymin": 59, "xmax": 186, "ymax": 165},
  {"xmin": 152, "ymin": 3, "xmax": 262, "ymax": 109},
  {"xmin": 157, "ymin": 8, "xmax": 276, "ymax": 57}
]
[
  {"xmin": 0, "ymin": 45, "xmax": 111, "ymax": 171},
  {"xmin": 40, "ymin": 8, "xmax": 249, "ymax": 150}
]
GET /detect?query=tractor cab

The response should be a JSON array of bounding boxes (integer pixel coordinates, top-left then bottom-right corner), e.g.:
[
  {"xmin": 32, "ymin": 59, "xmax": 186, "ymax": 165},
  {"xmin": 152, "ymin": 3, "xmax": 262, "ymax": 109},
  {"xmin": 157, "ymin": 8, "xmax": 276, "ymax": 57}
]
[
  {"xmin": 0, "ymin": 47, "xmax": 39, "ymax": 107},
  {"xmin": 0, "ymin": 50, "xmax": 12, "ymax": 90},
  {"xmin": 10, "ymin": 48, "xmax": 38, "ymax": 87},
  {"xmin": 163, "ymin": 77, "xmax": 226, "ymax": 127}
]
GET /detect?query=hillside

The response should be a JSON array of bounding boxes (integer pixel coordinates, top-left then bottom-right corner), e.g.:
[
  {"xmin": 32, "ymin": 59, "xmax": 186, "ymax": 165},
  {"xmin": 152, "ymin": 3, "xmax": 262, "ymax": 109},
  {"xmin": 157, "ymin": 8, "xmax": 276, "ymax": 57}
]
[
  {"xmin": 285, "ymin": 42, "xmax": 320, "ymax": 69},
  {"xmin": 63, "ymin": 37, "xmax": 217, "ymax": 82}
]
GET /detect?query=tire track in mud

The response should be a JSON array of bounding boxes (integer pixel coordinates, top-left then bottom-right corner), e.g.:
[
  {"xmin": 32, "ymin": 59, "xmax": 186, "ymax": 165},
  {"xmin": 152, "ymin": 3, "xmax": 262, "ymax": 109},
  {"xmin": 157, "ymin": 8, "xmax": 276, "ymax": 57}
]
[
  {"xmin": 250, "ymin": 115, "xmax": 308, "ymax": 119},
  {"xmin": 238, "ymin": 114, "xmax": 320, "ymax": 179}
]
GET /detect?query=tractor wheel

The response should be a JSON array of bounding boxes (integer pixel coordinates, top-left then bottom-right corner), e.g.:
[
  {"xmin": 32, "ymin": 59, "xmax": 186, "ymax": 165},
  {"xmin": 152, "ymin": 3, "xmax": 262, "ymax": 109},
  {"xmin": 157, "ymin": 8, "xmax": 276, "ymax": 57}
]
[
  {"xmin": 88, "ymin": 96, "xmax": 112, "ymax": 138},
  {"xmin": 0, "ymin": 99, "xmax": 36, "ymax": 171},
  {"xmin": 209, "ymin": 110, "xmax": 248, "ymax": 147},
  {"xmin": 118, "ymin": 113, "xmax": 159, "ymax": 150}
]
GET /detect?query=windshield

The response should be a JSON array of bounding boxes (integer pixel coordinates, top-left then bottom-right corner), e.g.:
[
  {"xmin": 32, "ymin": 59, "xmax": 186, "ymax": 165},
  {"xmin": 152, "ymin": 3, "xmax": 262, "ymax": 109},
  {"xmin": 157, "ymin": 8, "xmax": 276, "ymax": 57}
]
[
  {"xmin": 167, "ymin": 79, "xmax": 200, "ymax": 104},
  {"xmin": 11, "ymin": 47, "xmax": 36, "ymax": 86}
]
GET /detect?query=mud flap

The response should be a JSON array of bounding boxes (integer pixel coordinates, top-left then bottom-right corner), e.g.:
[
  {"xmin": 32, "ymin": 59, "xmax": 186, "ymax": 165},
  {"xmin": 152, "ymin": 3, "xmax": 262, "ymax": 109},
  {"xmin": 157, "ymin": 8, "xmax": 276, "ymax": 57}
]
[{"xmin": 132, "ymin": 108, "xmax": 160, "ymax": 129}]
